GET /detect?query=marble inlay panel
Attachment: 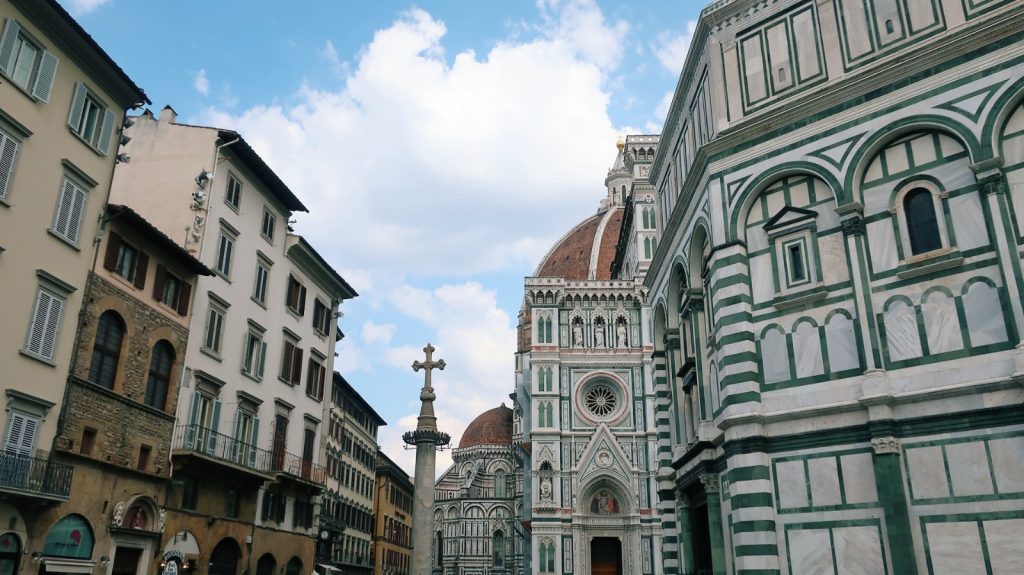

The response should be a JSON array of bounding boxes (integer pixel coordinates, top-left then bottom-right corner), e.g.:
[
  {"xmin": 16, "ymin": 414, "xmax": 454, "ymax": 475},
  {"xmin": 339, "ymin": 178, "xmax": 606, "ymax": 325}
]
[
  {"xmin": 825, "ymin": 313, "xmax": 860, "ymax": 372},
  {"xmin": 867, "ymin": 220, "xmax": 897, "ymax": 272},
  {"xmin": 884, "ymin": 300, "xmax": 923, "ymax": 362},
  {"xmin": 989, "ymin": 436, "xmax": 1024, "ymax": 493},
  {"xmin": 808, "ymin": 457, "xmax": 841, "ymax": 506},
  {"xmin": 963, "ymin": 281, "xmax": 1008, "ymax": 346},
  {"xmin": 906, "ymin": 445, "xmax": 949, "ymax": 499},
  {"xmin": 922, "ymin": 291, "xmax": 964, "ymax": 354},
  {"xmin": 926, "ymin": 521, "xmax": 985, "ymax": 575},
  {"xmin": 839, "ymin": 453, "xmax": 878, "ymax": 504},
  {"xmin": 949, "ymin": 192, "xmax": 989, "ymax": 251},
  {"xmin": 762, "ymin": 329, "xmax": 790, "ymax": 384},
  {"xmin": 749, "ymin": 253, "xmax": 774, "ymax": 304},
  {"xmin": 793, "ymin": 322, "xmax": 824, "ymax": 379},
  {"xmin": 776, "ymin": 460, "xmax": 809, "ymax": 509},
  {"xmin": 787, "ymin": 529, "xmax": 835, "ymax": 575},
  {"xmin": 833, "ymin": 526, "xmax": 884, "ymax": 575},
  {"xmin": 945, "ymin": 442, "xmax": 995, "ymax": 497},
  {"xmin": 983, "ymin": 518, "xmax": 1024, "ymax": 575}
]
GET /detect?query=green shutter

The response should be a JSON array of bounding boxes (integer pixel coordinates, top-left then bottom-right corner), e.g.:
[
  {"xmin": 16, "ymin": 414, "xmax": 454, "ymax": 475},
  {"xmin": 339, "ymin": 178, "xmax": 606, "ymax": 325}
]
[
  {"xmin": 249, "ymin": 417, "xmax": 260, "ymax": 467},
  {"xmin": 207, "ymin": 399, "xmax": 222, "ymax": 453},
  {"xmin": 0, "ymin": 19, "xmax": 20, "ymax": 76},
  {"xmin": 185, "ymin": 392, "xmax": 200, "ymax": 448}
]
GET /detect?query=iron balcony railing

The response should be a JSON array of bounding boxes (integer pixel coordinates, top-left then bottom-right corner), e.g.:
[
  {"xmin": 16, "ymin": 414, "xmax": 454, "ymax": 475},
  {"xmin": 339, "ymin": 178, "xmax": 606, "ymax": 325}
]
[
  {"xmin": 0, "ymin": 451, "xmax": 73, "ymax": 499},
  {"xmin": 270, "ymin": 446, "xmax": 327, "ymax": 486},
  {"xmin": 172, "ymin": 424, "xmax": 273, "ymax": 474}
]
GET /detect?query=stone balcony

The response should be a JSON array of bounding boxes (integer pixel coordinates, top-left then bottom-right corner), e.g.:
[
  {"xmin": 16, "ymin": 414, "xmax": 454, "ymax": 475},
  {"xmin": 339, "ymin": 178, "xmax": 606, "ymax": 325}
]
[{"xmin": 0, "ymin": 451, "xmax": 73, "ymax": 502}]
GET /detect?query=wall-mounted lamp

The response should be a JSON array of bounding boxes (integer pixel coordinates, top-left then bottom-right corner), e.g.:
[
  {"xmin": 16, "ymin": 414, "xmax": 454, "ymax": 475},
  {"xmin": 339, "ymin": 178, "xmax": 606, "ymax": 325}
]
[
  {"xmin": 100, "ymin": 556, "xmax": 111, "ymax": 566},
  {"xmin": 192, "ymin": 191, "xmax": 206, "ymax": 204},
  {"xmin": 123, "ymin": 117, "xmax": 135, "ymax": 129},
  {"xmin": 115, "ymin": 153, "xmax": 130, "ymax": 164},
  {"xmin": 31, "ymin": 552, "xmax": 42, "ymax": 563},
  {"xmin": 194, "ymin": 170, "xmax": 212, "ymax": 189},
  {"xmin": 119, "ymin": 134, "xmax": 131, "ymax": 146}
]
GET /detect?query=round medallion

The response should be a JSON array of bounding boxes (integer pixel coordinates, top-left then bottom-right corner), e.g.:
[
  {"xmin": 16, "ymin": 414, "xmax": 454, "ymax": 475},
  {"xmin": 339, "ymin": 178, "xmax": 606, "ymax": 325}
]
[{"xmin": 596, "ymin": 451, "xmax": 612, "ymax": 468}]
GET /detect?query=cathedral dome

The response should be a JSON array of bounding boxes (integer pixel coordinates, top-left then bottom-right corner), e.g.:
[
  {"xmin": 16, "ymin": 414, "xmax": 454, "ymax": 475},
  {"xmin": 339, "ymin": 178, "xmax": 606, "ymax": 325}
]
[
  {"xmin": 459, "ymin": 404, "xmax": 513, "ymax": 448},
  {"xmin": 534, "ymin": 206, "xmax": 624, "ymax": 281}
]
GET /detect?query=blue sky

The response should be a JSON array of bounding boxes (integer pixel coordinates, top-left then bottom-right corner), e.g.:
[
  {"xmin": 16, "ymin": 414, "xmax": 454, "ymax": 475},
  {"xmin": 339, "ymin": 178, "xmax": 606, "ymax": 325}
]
[{"xmin": 62, "ymin": 0, "xmax": 705, "ymax": 476}]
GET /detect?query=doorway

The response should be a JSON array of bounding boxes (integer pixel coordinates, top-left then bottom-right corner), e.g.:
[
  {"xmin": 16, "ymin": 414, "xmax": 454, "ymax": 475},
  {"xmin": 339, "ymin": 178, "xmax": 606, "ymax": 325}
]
[
  {"xmin": 111, "ymin": 547, "xmax": 142, "ymax": 575},
  {"xmin": 590, "ymin": 537, "xmax": 621, "ymax": 575},
  {"xmin": 690, "ymin": 504, "xmax": 713, "ymax": 574}
]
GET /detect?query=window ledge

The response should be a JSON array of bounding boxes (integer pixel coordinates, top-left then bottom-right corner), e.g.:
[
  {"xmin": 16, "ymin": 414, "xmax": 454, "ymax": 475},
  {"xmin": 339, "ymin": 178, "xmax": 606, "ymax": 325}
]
[
  {"xmin": 240, "ymin": 370, "xmax": 263, "ymax": 384},
  {"xmin": 251, "ymin": 296, "xmax": 268, "ymax": 310},
  {"xmin": 47, "ymin": 229, "xmax": 82, "ymax": 251},
  {"xmin": 199, "ymin": 347, "xmax": 223, "ymax": 362},
  {"xmin": 896, "ymin": 249, "xmax": 963, "ymax": 280},
  {"xmin": 772, "ymin": 283, "xmax": 828, "ymax": 310},
  {"xmin": 19, "ymin": 349, "xmax": 57, "ymax": 367}
]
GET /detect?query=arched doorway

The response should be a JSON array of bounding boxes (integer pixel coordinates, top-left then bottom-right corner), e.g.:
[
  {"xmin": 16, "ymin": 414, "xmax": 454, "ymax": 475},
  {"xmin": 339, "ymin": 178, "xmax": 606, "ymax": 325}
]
[
  {"xmin": 208, "ymin": 539, "xmax": 240, "ymax": 575},
  {"xmin": 590, "ymin": 537, "xmax": 622, "ymax": 575},
  {"xmin": 0, "ymin": 533, "xmax": 21, "ymax": 575},
  {"xmin": 255, "ymin": 554, "xmax": 275, "ymax": 575},
  {"xmin": 285, "ymin": 557, "xmax": 302, "ymax": 575}
]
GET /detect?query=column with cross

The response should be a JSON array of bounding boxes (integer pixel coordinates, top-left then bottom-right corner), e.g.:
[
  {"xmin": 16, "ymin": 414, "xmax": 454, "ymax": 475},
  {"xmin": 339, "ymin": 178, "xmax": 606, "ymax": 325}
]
[{"xmin": 403, "ymin": 343, "xmax": 451, "ymax": 575}]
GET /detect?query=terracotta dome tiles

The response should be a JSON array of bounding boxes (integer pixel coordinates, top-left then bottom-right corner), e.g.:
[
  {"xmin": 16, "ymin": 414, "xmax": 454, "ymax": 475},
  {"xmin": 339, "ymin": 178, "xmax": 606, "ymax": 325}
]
[{"xmin": 458, "ymin": 404, "xmax": 513, "ymax": 449}]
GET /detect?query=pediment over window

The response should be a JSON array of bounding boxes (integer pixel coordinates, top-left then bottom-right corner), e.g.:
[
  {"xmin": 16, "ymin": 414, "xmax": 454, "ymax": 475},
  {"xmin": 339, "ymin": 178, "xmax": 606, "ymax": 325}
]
[{"xmin": 762, "ymin": 205, "xmax": 817, "ymax": 231}]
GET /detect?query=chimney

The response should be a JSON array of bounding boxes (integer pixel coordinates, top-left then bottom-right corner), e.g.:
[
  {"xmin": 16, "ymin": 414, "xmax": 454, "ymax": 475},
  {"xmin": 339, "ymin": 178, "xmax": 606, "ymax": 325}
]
[{"xmin": 160, "ymin": 105, "xmax": 177, "ymax": 124}]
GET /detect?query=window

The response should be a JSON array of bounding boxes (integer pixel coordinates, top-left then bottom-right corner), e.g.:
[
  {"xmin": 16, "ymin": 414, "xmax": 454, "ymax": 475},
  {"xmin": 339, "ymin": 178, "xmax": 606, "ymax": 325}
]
[
  {"xmin": 242, "ymin": 328, "xmax": 267, "ymax": 379},
  {"xmin": 137, "ymin": 444, "xmax": 151, "ymax": 471},
  {"xmin": 150, "ymin": 265, "xmax": 191, "ymax": 315},
  {"xmin": 144, "ymin": 341, "xmax": 175, "ymax": 410},
  {"xmin": 0, "ymin": 127, "xmax": 20, "ymax": 202},
  {"xmin": 782, "ymin": 237, "xmax": 810, "ymax": 287},
  {"xmin": 286, "ymin": 275, "xmax": 306, "ymax": 316},
  {"xmin": 203, "ymin": 305, "xmax": 226, "ymax": 355},
  {"xmin": 181, "ymin": 476, "xmax": 198, "ymax": 510},
  {"xmin": 904, "ymin": 188, "xmax": 942, "ymax": 255},
  {"xmin": 80, "ymin": 427, "xmax": 96, "ymax": 455},
  {"xmin": 215, "ymin": 231, "xmax": 235, "ymax": 277},
  {"xmin": 103, "ymin": 232, "xmax": 149, "ymax": 287},
  {"xmin": 0, "ymin": 20, "xmax": 58, "ymax": 102},
  {"xmin": 226, "ymin": 488, "xmax": 240, "ymax": 518},
  {"xmin": 312, "ymin": 299, "xmax": 331, "ymax": 336},
  {"xmin": 225, "ymin": 174, "xmax": 242, "ymax": 210},
  {"xmin": 253, "ymin": 259, "xmax": 271, "ymax": 306},
  {"xmin": 3, "ymin": 412, "xmax": 38, "ymax": 456},
  {"xmin": 88, "ymin": 311, "xmax": 124, "ymax": 389},
  {"xmin": 494, "ymin": 470, "xmax": 506, "ymax": 498},
  {"xmin": 50, "ymin": 177, "xmax": 88, "ymax": 245},
  {"xmin": 492, "ymin": 530, "xmax": 505, "ymax": 567},
  {"xmin": 68, "ymin": 83, "xmax": 114, "ymax": 154},
  {"xmin": 306, "ymin": 356, "xmax": 326, "ymax": 400},
  {"xmin": 261, "ymin": 207, "xmax": 276, "ymax": 242},
  {"xmin": 279, "ymin": 335, "xmax": 303, "ymax": 385},
  {"xmin": 24, "ymin": 286, "xmax": 65, "ymax": 362},
  {"xmin": 539, "ymin": 541, "xmax": 555, "ymax": 573}
]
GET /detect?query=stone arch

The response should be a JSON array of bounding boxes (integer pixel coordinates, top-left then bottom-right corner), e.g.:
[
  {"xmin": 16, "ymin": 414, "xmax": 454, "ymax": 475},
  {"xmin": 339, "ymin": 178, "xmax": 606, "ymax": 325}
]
[
  {"xmin": 579, "ymin": 474, "xmax": 633, "ymax": 515},
  {"xmin": 209, "ymin": 538, "xmax": 241, "ymax": 575},
  {"xmin": 729, "ymin": 162, "xmax": 842, "ymax": 240},
  {"xmin": 255, "ymin": 554, "xmax": 276, "ymax": 575},
  {"xmin": 284, "ymin": 557, "xmax": 302, "ymax": 575},
  {"xmin": 42, "ymin": 514, "xmax": 94, "ymax": 559},
  {"xmin": 83, "ymin": 305, "xmax": 129, "ymax": 393},
  {"xmin": 844, "ymin": 115, "xmax": 981, "ymax": 202},
  {"xmin": 115, "ymin": 494, "xmax": 160, "ymax": 530},
  {"xmin": 982, "ymin": 76, "xmax": 1024, "ymax": 158}
]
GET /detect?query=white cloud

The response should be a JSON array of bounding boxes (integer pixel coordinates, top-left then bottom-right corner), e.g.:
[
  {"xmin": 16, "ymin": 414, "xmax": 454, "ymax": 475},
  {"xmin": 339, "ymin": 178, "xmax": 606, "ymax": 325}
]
[
  {"xmin": 195, "ymin": 3, "xmax": 626, "ymax": 278},
  {"xmin": 321, "ymin": 40, "xmax": 349, "ymax": 76},
  {"xmin": 193, "ymin": 69, "xmax": 210, "ymax": 96},
  {"xmin": 652, "ymin": 20, "xmax": 698, "ymax": 75},
  {"xmin": 536, "ymin": 0, "xmax": 630, "ymax": 71},
  {"xmin": 362, "ymin": 320, "xmax": 397, "ymax": 344},
  {"xmin": 64, "ymin": 0, "xmax": 110, "ymax": 15}
]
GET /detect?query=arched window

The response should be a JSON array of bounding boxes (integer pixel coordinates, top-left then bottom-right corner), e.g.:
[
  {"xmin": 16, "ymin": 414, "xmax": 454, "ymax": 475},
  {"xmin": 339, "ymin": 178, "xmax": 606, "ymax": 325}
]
[
  {"xmin": 644, "ymin": 237, "xmax": 652, "ymax": 259},
  {"xmin": 904, "ymin": 188, "xmax": 942, "ymax": 255},
  {"xmin": 492, "ymin": 530, "xmax": 505, "ymax": 567},
  {"xmin": 42, "ymin": 515, "xmax": 94, "ymax": 559},
  {"xmin": 145, "ymin": 341, "xmax": 175, "ymax": 410},
  {"xmin": 285, "ymin": 557, "xmax": 302, "ymax": 575},
  {"xmin": 0, "ymin": 532, "xmax": 21, "ymax": 575},
  {"xmin": 539, "ymin": 540, "xmax": 556, "ymax": 572},
  {"xmin": 88, "ymin": 311, "xmax": 124, "ymax": 389},
  {"xmin": 494, "ymin": 470, "xmax": 507, "ymax": 498},
  {"xmin": 642, "ymin": 208, "xmax": 650, "ymax": 229},
  {"xmin": 255, "ymin": 554, "xmax": 275, "ymax": 575},
  {"xmin": 435, "ymin": 530, "xmax": 443, "ymax": 567}
]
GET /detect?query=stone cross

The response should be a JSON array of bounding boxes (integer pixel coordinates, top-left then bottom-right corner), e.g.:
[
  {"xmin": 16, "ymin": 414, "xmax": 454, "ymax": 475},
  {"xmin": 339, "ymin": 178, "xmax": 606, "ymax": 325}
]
[{"xmin": 412, "ymin": 343, "xmax": 445, "ymax": 390}]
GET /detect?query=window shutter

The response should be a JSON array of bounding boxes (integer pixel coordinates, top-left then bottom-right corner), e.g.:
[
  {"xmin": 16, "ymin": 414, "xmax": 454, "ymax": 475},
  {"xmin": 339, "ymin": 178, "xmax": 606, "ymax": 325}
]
[
  {"xmin": 305, "ymin": 358, "xmax": 314, "ymax": 396},
  {"xmin": 249, "ymin": 417, "xmax": 260, "ymax": 467},
  {"xmin": 152, "ymin": 265, "xmax": 166, "ymax": 301},
  {"xmin": 4, "ymin": 412, "xmax": 37, "ymax": 456},
  {"xmin": 95, "ymin": 108, "xmax": 115, "ymax": 155},
  {"xmin": 262, "ymin": 491, "xmax": 273, "ymax": 520},
  {"xmin": 103, "ymin": 232, "xmax": 121, "ymax": 271},
  {"xmin": 133, "ymin": 251, "xmax": 149, "ymax": 289},
  {"xmin": 0, "ymin": 132, "xmax": 18, "ymax": 201},
  {"xmin": 298, "ymin": 285, "xmax": 307, "ymax": 315},
  {"xmin": 276, "ymin": 495, "xmax": 286, "ymax": 522},
  {"xmin": 256, "ymin": 341, "xmax": 266, "ymax": 379},
  {"xmin": 52, "ymin": 179, "xmax": 75, "ymax": 238},
  {"xmin": 291, "ymin": 348, "xmax": 303, "ymax": 385},
  {"xmin": 206, "ymin": 399, "xmax": 222, "ymax": 454},
  {"xmin": 67, "ymin": 83, "xmax": 87, "ymax": 132},
  {"xmin": 65, "ymin": 183, "xmax": 86, "ymax": 241},
  {"xmin": 0, "ymin": 19, "xmax": 19, "ymax": 76},
  {"xmin": 31, "ymin": 51, "xmax": 58, "ymax": 103},
  {"xmin": 176, "ymin": 280, "xmax": 191, "ymax": 316}
]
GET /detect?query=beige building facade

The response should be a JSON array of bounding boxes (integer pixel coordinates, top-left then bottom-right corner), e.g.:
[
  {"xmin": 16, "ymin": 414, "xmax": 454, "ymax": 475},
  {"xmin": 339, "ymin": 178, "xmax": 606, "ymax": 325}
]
[
  {"xmin": 372, "ymin": 450, "xmax": 413, "ymax": 575},
  {"xmin": 0, "ymin": 0, "xmax": 147, "ymax": 568}
]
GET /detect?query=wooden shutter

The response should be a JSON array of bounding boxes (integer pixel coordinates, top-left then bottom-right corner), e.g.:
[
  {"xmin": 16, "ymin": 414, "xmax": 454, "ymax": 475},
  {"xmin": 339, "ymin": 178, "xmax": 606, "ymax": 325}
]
[
  {"xmin": 279, "ymin": 341, "xmax": 293, "ymax": 380},
  {"xmin": 206, "ymin": 399, "xmax": 221, "ymax": 454},
  {"xmin": 52, "ymin": 179, "xmax": 75, "ymax": 239},
  {"xmin": 291, "ymin": 348, "xmax": 303, "ymax": 385},
  {"xmin": 103, "ymin": 232, "xmax": 122, "ymax": 271},
  {"xmin": 133, "ymin": 251, "xmax": 149, "ymax": 289},
  {"xmin": 26, "ymin": 289, "xmax": 62, "ymax": 361},
  {"xmin": 275, "ymin": 495, "xmax": 286, "ymax": 522},
  {"xmin": 261, "ymin": 491, "xmax": 273, "ymax": 520},
  {"xmin": 298, "ymin": 285, "xmax": 307, "ymax": 315},
  {"xmin": 96, "ymin": 108, "xmax": 115, "ymax": 155},
  {"xmin": 152, "ymin": 265, "xmax": 166, "ymax": 301},
  {"xmin": 67, "ymin": 83, "xmax": 87, "ymax": 132},
  {"xmin": 176, "ymin": 280, "xmax": 191, "ymax": 316},
  {"xmin": 256, "ymin": 341, "xmax": 266, "ymax": 379},
  {"xmin": 0, "ymin": 19, "xmax": 19, "ymax": 76},
  {"xmin": 0, "ymin": 131, "xmax": 18, "ymax": 201},
  {"xmin": 4, "ymin": 412, "xmax": 37, "ymax": 456},
  {"xmin": 31, "ymin": 51, "xmax": 58, "ymax": 103},
  {"xmin": 66, "ymin": 185, "xmax": 87, "ymax": 243},
  {"xmin": 248, "ymin": 417, "xmax": 260, "ymax": 467}
]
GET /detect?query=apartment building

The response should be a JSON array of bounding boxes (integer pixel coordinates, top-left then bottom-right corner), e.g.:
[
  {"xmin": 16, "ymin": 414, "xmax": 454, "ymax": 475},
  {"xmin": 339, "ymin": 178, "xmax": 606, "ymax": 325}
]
[
  {"xmin": 320, "ymin": 374, "xmax": 385, "ymax": 575},
  {"xmin": 373, "ymin": 451, "xmax": 413, "ymax": 575},
  {"xmin": 0, "ymin": 0, "xmax": 147, "ymax": 565},
  {"xmin": 108, "ymin": 107, "xmax": 356, "ymax": 575}
]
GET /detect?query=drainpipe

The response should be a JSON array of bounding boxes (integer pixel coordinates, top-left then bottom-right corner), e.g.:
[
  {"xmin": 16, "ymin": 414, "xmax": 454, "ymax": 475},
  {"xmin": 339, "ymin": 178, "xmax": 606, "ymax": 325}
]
[{"xmin": 194, "ymin": 137, "xmax": 240, "ymax": 262}]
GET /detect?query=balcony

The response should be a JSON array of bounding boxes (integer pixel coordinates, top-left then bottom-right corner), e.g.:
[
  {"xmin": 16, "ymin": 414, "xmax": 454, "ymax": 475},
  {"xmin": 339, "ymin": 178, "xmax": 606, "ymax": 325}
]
[
  {"xmin": 0, "ymin": 452, "xmax": 73, "ymax": 502},
  {"xmin": 171, "ymin": 424, "xmax": 274, "ymax": 480},
  {"xmin": 270, "ymin": 447, "xmax": 327, "ymax": 488}
]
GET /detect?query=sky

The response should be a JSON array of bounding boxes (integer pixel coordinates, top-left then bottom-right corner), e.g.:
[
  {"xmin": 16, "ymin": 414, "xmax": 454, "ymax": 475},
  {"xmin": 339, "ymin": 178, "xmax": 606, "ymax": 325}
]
[{"xmin": 61, "ymin": 0, "xmax": 705, "ymax": 478}]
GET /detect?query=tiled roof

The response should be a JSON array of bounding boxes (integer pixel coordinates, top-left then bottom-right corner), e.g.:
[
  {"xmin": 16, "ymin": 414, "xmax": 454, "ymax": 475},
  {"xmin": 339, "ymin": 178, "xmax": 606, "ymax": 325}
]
[
  {"xmin": 534, "ymin": 207, "xmax": 624, "ymax": 280},
  {"xmin": 459, "ymin": 405, "xmax": 513, "ymax": 448}
]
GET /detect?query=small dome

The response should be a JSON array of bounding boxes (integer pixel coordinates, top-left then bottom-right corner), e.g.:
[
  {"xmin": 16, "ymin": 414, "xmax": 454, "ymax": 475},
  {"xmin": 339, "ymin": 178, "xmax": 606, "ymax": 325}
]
[
  {"xmin": 534, "ymin": 207, "xmax": 624, "ymax": 281},
  {"xmin": 459, "ymin": 404, "xmax": 513, "ymax": 448}
]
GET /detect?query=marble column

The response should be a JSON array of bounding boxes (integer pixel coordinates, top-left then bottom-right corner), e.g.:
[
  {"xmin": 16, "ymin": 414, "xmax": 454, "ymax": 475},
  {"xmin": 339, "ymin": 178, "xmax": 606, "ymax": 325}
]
[
  {"xmin": 701, "ymin": 475, "xmax": 727, "ymax": 575},
  {"xmin": 871, "ymin": 437, "xmax": 919, "ymax": 575}
]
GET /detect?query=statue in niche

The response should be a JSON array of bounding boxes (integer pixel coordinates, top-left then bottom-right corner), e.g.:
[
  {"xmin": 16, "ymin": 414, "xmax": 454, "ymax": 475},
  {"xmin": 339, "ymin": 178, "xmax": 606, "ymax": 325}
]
[
  {"xmin": 591, "ymin": 490, "xmax": 618, "ymax": 514},
  {"xmin": 540, "ymin": 477, "xmax": 553, "ymax": 501},
  {"xmin": 572, "ymin": 319, "xmax": 584, "ymax": 348},
  {"xmin": 616, "ymin": 322, "xmax": 628, "ymax": 348},
  {"xmin": 594, "ymin": 318, "xmax": 606, "ymax": 348}
]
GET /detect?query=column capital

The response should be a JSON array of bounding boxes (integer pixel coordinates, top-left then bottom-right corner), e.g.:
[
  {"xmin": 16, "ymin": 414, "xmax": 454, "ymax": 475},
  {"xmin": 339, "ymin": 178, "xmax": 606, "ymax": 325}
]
[
  {"xmin": 871, "ymin": 436, "xmax": 901, "ymax": 455},
  {"xmin": 841, "ymin": 215, "xmax": 866, "ymax": 237},
  {"xmin": 699, "ymin": 474, "xmax": 720, "ymax": 494}
]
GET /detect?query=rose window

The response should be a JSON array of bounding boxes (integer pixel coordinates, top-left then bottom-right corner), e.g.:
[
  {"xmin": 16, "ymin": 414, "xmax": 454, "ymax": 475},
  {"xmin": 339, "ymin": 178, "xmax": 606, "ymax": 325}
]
[{"xmin": 584, "ymin": 385, "xmax": 618, "ymax": 418}]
